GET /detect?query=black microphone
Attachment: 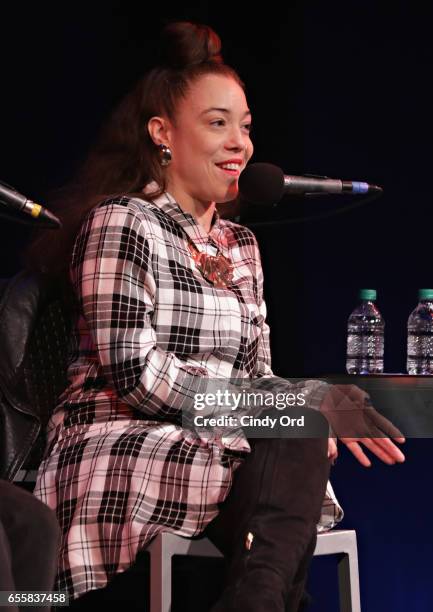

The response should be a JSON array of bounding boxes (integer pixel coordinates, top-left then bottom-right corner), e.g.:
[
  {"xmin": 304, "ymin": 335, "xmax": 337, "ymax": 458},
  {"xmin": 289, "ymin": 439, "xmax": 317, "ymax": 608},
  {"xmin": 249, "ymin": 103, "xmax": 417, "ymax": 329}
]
[
  {"xmin": 0, "ymin": 181, "xmax": 61, "ymax": 228},
  {"xmin": 239, "ymin": 162, "xmax": 383, "ymax": 206}
]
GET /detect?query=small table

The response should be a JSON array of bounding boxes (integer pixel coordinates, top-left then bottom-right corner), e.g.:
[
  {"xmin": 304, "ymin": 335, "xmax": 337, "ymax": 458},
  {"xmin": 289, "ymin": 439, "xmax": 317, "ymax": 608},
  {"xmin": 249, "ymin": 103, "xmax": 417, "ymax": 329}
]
[{"xmin": 319, "ymin": 374, "xmax": 433, "ymax": 438}]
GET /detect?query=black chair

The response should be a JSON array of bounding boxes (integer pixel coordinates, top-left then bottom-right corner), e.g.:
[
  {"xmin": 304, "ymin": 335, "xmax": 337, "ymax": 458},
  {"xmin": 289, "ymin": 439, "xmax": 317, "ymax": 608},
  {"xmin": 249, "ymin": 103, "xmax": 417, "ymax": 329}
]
[{"xmin": 0, "ymin": 270, "xmax": 72, "ymax": 481}]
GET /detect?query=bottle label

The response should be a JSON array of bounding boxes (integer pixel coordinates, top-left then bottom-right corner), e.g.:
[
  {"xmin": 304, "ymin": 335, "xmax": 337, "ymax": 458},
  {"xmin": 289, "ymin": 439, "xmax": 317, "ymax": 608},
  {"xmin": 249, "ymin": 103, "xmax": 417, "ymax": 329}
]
[
  {"xmin": 407, "ymin": 332, "xmax": 433, "ymax": 358},
  {"xmin": 347, "ymin": 332, "xmax": 384, "ymax": 358}
]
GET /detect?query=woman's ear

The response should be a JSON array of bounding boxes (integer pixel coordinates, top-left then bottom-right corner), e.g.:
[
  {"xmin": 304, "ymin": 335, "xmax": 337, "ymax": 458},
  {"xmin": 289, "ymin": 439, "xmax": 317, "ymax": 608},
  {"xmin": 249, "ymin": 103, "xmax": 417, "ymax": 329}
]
[{"xmin": 147, "ymin": 116, "xmax": 172, "ymax": 147}]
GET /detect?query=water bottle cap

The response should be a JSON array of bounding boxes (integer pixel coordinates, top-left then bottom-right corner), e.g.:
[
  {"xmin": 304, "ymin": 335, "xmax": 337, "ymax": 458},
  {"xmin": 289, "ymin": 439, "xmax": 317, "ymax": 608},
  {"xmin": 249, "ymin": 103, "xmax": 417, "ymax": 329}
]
[
  {"xmin": 418, "ymin": 288, "xmax": 433, "ymax": 300},
  {"xmin": 359, "ymin": 288, "xmax": 376, "ymax": 301}
]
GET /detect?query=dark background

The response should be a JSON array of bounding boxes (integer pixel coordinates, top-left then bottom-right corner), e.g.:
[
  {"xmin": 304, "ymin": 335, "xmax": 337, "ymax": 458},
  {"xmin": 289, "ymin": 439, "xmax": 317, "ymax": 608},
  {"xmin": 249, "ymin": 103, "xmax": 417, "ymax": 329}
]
[{"xmin": 1, "ymin": 3, "xmax": 432, "ymax": 610}]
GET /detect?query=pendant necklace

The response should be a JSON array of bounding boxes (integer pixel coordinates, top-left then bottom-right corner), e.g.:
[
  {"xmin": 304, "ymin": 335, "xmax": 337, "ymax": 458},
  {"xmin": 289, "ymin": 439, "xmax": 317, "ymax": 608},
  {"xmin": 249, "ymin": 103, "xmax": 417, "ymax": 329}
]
[{"xmin": 186, "ymin": 238, "xmax": 233, "ymax": 289}]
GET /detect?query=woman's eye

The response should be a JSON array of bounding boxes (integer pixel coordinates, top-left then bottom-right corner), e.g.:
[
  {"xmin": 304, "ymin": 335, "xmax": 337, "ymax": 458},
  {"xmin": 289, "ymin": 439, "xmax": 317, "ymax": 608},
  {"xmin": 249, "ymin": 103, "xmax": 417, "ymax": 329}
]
[{"xmin": 210, "ymin": 120, "xmax": 253, "ymax": 133}]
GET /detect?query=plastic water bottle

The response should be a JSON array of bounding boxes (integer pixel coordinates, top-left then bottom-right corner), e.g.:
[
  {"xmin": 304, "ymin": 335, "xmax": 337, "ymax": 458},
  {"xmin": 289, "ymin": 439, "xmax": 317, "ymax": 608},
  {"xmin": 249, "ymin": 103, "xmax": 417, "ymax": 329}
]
[
  {"xmin": 406, "ymin": 289, "xmax": 433, "ymax": 375},
  {"xmin": 346, "ymin": 289, "xmax": 384, "ymax": 374}
]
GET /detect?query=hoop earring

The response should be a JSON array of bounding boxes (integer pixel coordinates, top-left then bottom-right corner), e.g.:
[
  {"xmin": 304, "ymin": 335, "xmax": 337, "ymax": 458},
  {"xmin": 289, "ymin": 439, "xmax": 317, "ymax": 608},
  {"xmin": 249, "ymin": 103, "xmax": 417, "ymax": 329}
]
[{"xmin": 158, "ymin": 144, "xmax": 172, "ymax": 167}]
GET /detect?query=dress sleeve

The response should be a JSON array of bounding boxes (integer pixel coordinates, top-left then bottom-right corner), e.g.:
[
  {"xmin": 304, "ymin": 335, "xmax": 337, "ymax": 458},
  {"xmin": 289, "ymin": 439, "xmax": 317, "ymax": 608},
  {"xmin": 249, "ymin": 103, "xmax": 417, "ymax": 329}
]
[
  {"xmin": 252, "ymin": 244, "xmax": 274, "ymax": 378},
  {"xmin": 70, "ymin": 199, "xmax": 208, "ymax": 420}
]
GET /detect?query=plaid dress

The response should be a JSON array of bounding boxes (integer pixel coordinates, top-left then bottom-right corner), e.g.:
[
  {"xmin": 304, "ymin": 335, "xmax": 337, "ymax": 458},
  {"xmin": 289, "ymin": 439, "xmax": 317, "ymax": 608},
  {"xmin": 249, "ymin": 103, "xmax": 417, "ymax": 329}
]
[{"xmin": 34, "ymin": 182, "xmax": 343, "ymax": 599}]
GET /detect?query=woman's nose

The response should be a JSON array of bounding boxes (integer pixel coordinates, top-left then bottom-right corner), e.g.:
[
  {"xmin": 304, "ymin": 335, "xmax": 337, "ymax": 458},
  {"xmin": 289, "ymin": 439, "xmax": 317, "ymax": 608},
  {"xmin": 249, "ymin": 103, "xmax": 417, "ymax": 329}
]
[{"xmin": 226, "ymin": 126, "xmax": 246, "ymax": 151}]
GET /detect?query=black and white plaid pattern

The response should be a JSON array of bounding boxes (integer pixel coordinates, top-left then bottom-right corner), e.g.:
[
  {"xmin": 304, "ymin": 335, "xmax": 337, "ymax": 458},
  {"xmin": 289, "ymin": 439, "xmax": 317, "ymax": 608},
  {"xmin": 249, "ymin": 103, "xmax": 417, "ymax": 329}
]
[{"xmin": 34, "ymin": 183, "xmax": 343, "ymax": 599}]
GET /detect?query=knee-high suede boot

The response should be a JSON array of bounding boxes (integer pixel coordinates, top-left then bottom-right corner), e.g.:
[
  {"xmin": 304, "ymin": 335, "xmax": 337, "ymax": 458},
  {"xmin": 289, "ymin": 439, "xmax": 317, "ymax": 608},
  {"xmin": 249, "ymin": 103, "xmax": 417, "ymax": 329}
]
[{"xmin": 204, "ymin": 436, "xmax": 330, "ymax": 612}]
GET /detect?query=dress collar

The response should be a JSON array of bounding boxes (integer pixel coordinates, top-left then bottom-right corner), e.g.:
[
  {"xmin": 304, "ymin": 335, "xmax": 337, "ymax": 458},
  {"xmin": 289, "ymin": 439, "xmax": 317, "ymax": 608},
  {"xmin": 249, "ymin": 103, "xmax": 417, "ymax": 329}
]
[{"xmin": 142, "ymin": 181, "xmax": 228, "ymax": 252}]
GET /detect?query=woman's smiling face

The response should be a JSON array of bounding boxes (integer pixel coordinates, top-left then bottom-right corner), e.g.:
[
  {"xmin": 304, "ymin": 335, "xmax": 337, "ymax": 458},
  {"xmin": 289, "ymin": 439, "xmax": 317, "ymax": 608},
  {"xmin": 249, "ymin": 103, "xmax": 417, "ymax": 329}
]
[{"xmin": 160, "ymin": 73, "xmax": 254, "ymax": 206}]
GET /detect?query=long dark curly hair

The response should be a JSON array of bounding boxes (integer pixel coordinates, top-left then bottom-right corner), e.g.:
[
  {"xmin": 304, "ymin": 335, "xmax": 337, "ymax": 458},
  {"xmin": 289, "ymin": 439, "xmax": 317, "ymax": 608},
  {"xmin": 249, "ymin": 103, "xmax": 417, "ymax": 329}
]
[{"xmin": 25, "ymin": 21, "xmax": 245, "ymax": 278}]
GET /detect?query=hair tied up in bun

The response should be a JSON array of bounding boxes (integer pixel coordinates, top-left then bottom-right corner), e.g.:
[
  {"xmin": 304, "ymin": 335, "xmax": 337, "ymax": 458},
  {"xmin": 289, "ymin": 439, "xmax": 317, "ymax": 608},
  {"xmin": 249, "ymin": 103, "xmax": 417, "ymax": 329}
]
[{"xmin": 157, "ymin": 21, "xmax": 224, "ymax": 70}]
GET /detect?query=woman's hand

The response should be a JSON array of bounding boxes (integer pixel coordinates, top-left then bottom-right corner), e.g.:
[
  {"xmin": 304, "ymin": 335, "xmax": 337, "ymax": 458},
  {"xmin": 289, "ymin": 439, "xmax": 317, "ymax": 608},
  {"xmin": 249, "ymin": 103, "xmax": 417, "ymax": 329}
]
[
  {"xmin": 338, "ymin": 436, "xmax": 405, "ymax": 467},
  {"xmin": 320, "ymin": 384, "xmax": 406, "ymax": 467},
  {"xmin": 328, "ymin": 437, "xmax": 338, "ymax": 465}
]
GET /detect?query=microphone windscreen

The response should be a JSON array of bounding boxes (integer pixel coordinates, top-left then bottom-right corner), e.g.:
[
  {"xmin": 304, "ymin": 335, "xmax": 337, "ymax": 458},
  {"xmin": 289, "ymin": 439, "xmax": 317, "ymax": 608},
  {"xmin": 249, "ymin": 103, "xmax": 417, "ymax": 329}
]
[{"xmin": 239, "ymin": 162, "xmax": 285, "ymax": 206}]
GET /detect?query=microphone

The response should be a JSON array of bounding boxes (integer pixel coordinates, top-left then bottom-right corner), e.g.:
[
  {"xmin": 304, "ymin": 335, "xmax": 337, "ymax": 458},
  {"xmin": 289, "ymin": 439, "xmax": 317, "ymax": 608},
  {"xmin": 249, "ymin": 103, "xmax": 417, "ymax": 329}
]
[
  {"xmin": 0, "ymin": 181, "xmax": 61, "ymax": 228},
  {"xmin": 239, "ymin": 162, "xmax": 383, "ymax": 206}
]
